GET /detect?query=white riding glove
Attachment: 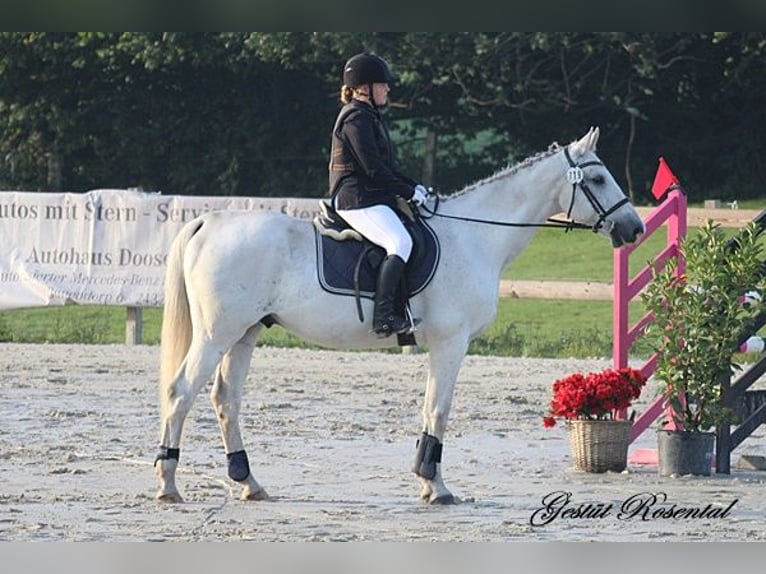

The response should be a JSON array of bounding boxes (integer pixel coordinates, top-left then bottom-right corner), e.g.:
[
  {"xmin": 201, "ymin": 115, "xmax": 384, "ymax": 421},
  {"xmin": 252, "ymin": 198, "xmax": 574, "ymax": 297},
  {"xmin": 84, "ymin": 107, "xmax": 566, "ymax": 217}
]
[{"xmin": 411, "ymin": 184, "xmax": 428, "ymax": 206}]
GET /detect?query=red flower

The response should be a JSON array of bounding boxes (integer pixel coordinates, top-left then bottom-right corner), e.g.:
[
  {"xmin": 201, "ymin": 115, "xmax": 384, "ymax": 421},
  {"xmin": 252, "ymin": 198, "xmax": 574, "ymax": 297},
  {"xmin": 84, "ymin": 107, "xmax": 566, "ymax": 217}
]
[{"xmin": 542, "ymin": 367, "xmax": 646, "ymax": 427}]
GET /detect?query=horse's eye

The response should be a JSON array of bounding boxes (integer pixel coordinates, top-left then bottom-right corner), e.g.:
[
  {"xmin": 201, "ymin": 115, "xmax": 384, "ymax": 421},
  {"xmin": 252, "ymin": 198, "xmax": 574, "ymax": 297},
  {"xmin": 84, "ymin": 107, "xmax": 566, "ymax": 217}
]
[{"xmin": 592, "ymin": 174, "xmax": 605, "ymax": 185}]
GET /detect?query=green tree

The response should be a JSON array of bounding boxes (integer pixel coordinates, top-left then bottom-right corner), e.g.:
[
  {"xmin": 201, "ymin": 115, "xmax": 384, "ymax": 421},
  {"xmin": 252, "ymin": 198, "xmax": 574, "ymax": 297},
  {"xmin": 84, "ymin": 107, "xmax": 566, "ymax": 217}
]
[{"xmin": 1, "ymin": 33, "xmax": 765, "ymax": 202}]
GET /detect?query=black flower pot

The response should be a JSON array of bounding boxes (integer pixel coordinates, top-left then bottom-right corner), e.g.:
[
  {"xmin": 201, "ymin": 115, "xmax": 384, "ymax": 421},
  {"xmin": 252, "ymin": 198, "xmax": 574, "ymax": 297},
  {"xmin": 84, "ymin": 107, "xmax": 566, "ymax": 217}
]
[{"xmin": 657, "ymin": 430, "xmax": 715, "ymax": 476}]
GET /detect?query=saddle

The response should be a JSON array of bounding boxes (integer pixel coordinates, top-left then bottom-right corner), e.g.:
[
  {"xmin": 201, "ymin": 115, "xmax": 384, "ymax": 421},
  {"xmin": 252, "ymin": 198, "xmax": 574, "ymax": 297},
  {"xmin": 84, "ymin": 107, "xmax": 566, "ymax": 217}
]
[{"xmin": 313, "ymin": 199, "xmax": 440, "ymax": 346}]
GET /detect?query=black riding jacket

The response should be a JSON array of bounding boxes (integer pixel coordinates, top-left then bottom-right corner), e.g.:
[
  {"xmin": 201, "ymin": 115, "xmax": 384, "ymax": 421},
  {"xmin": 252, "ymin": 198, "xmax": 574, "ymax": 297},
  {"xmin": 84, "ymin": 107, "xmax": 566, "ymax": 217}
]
[{"xmin": 328, "ymin": 99, "xmax": 416, "ymax": 211}]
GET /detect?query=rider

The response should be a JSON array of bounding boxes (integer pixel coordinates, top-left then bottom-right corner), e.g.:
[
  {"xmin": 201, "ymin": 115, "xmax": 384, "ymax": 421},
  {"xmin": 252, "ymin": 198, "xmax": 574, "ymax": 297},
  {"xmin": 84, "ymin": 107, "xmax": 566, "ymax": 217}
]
[{"xmin": 328, "ymin": 52, "xmax": 428, "ymax": 338}]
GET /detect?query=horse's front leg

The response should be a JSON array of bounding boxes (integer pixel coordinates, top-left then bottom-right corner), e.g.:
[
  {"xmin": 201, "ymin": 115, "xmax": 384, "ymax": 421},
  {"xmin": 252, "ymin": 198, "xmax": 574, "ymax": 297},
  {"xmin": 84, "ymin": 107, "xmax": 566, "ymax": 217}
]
[
  {"xmin": 210, "ymin": 327, "xmax": 269, "ymax": 501},
  {"xmin": 414, "ymin": 336, "xmax": 469, "ymax": 505}
]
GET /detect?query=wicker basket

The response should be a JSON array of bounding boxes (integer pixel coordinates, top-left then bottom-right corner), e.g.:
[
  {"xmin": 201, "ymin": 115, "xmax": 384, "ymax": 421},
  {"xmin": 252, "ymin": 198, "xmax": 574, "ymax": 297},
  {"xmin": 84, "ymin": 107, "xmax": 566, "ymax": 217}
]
[{"xmin": 567, "ymin": 419, "xmax": 631, "ymax": 473}]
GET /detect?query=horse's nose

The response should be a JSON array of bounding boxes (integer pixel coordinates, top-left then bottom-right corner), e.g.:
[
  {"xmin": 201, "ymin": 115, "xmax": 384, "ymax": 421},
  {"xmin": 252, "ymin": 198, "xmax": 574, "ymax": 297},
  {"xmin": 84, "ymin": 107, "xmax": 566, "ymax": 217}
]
[
  {"xmin": 611, "ymin": 219, "xmax": 645, "ymax": 247},
  {"xmin": 628, "ymin": 222, "xmax": 645, "ymax": 243}
]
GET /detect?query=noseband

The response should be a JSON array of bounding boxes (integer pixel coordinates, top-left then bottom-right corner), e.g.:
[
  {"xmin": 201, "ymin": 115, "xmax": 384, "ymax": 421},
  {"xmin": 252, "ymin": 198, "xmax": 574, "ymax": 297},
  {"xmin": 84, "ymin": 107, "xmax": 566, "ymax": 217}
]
[{"xmin": 563, "ymin": 147, "xmax": 630, "ymax": 233}]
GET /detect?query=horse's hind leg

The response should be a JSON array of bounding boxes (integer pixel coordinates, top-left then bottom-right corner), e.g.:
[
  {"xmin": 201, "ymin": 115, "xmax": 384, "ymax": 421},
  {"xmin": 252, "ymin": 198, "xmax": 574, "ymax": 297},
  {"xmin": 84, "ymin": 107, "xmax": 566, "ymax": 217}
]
[
  {"xmin": 155, "ymin": 337, "xmax": 226, "ymax": 502},
  {"xmin": 210, "ymin": 325, "xmax": 269, "ymax": 501}
]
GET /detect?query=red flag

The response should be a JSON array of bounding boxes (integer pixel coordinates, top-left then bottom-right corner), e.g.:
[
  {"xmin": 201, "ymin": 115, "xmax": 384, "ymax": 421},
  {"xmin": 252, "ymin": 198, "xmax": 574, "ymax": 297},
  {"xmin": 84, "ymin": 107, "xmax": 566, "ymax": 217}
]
[{"xmin": 650, "ymin": 156, "xmax": 681, "ymax": 201}]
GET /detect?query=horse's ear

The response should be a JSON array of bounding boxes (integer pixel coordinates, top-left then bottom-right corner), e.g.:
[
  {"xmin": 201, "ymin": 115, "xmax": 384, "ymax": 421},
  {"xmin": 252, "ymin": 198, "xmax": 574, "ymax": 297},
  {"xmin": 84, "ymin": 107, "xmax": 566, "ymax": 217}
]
[
  {"xmin": 589, "ymin": 126, "xmax": 600, "ymax": 148},
  {"xmin": 571, "ymin": 126, "xmax": 600, "ymax": 158}
]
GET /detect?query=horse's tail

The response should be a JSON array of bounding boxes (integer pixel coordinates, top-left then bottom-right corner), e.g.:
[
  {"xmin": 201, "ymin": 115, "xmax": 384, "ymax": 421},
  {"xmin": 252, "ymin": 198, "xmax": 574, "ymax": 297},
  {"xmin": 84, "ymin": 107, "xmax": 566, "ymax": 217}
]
[{"xmin": 159, "ymin": 218, "xmax": 203, "ymax": 419}]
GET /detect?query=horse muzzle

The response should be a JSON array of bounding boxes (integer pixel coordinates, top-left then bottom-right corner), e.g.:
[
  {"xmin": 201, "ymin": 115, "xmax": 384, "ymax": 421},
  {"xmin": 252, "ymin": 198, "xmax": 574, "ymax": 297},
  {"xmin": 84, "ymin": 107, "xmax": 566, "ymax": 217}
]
[{"xmin": 609, "ymin": 216, "xmax": 645, "ymax": 248}]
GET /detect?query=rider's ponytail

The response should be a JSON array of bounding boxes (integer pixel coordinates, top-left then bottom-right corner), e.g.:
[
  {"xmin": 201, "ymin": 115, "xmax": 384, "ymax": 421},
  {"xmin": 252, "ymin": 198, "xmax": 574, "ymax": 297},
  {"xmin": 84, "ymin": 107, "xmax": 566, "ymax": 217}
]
[{"xmin": 340, "ymin": 85, "xmax": 354, "ymax": 104}]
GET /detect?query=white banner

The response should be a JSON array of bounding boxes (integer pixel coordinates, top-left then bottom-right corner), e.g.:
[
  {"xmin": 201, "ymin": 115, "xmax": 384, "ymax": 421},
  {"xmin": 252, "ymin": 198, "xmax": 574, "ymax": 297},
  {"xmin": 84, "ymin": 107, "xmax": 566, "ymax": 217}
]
[{"xmin": 0, "ymin": 189, "xmax": 321, "ymax": 310}]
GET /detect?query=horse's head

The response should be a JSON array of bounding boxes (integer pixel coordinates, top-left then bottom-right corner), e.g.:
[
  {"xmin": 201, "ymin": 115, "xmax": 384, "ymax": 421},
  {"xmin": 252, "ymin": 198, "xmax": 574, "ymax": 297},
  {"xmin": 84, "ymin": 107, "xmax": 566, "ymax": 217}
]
[{"xmin": 557, "ymin": 127, "xmax": 645, "ymax": 247}]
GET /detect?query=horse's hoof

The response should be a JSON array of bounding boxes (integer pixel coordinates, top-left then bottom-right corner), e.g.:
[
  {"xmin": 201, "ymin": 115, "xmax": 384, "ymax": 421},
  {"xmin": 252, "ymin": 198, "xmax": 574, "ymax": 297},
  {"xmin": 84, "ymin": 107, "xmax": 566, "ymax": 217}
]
[
  {"xmin": 428, "ymin": 493, "xmax": 456, "ymax": 505},
  {"xmin": 156, "ymin": 490, "xmax": 184, "ymax": 503},
  {"xmin": 242, "ymin": 488, "xmax": 270, "ymax": 501}
]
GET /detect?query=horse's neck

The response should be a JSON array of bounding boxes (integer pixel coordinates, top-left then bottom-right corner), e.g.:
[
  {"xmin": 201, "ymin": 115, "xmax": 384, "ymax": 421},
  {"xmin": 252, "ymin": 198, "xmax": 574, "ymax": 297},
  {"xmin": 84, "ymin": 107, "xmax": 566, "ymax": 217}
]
[{"xmin": 442, "ymin": 154, "xmax": 562, "ymax": 274}]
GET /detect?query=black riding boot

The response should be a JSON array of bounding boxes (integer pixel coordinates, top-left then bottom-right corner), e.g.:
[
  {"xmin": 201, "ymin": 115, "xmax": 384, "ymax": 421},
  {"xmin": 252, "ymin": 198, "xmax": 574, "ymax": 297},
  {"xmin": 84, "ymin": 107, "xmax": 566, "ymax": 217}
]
[{"xmin": 372, "ymin": 255, "xmax": 411, "ymax": 337}]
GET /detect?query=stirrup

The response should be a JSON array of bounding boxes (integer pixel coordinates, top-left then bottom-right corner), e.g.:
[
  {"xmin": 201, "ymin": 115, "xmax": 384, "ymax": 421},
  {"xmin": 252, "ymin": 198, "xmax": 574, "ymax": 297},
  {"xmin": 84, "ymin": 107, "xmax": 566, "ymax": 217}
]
[
  {"xmin": 404, "ymin": 306, "xmax": 421, "ymax": 334},
  {"xmin": 371, "ymin": 305, "xmax": 421, "ymax": 338},
  {"xmin": 372, "ymin": 315, "xmax": 410, "ymax": 338}
]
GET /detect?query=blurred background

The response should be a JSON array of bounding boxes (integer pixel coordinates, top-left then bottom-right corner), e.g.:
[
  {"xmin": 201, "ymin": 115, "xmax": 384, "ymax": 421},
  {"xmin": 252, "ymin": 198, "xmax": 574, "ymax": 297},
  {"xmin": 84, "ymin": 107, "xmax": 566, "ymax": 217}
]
[{"xmin": 1, "ymin": 32, "xmax": 764, "ymax": 204}]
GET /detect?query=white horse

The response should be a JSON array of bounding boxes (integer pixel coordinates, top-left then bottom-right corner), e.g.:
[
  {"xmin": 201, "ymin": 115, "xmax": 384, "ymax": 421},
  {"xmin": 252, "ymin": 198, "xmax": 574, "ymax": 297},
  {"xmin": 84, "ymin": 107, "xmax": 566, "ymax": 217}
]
[{"xmin": 154, "ymin": 127, "xmax": 644, "ymax": 504}]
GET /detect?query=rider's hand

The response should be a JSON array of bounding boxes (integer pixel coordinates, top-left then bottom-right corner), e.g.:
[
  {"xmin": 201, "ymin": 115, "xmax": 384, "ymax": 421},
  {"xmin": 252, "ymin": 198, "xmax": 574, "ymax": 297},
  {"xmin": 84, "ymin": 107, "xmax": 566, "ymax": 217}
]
[{"xmin": 411, "ymin": 184, "xmax": 428, "ymax": 206}]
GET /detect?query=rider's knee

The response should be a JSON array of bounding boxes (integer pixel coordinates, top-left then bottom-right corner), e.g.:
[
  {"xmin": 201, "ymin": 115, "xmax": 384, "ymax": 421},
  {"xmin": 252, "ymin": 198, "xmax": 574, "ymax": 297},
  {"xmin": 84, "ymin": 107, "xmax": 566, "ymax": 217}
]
[{"xmin": 391, "ymin": 233, "xmax": 413, "ymax": 261}]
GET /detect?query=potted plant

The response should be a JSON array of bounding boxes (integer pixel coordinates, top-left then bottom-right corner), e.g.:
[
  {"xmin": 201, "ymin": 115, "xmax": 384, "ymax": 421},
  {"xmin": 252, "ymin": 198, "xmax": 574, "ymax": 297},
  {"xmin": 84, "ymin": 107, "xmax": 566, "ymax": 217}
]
[
  {"xmin": 543, "ymin": 367, "xmax": 647, "ymax": 472},
  {"xmin": 641, "ymin": 220, "xmax": 766, "ymax": 476}
]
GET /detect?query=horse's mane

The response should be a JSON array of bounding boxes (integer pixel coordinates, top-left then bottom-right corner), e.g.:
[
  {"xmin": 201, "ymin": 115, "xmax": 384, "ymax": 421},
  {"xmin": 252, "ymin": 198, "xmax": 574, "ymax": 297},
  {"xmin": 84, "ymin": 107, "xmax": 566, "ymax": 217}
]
[{"xmin": 443, "ymin": 142, "xmax": 563, "ymax": 200}]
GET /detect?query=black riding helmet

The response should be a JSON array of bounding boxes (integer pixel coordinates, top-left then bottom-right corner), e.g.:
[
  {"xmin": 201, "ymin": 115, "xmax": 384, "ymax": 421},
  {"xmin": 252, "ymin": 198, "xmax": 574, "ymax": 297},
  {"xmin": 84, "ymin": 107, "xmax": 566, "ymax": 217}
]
[{"xmin": 342, "ymin": 52, "xmax": 395, "ymax": 87}]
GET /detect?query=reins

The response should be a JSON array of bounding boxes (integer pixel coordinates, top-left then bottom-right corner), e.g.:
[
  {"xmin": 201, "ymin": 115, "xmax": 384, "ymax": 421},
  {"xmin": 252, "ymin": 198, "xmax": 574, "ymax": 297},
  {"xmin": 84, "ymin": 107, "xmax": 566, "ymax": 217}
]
[
  {"xmin": 419, "ymin": 196, "xmax": 593, "ymax": 231},
  {"xmin": 418, "ymin": 145, "xmax": 629, "ymax": 234}
]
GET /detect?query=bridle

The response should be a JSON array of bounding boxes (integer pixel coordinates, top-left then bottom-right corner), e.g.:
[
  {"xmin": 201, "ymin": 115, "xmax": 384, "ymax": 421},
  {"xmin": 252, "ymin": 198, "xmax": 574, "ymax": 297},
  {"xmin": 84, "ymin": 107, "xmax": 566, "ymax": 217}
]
[
  {"xmin": 419, "ymin": 145, "xmax": 630, "ymax": 233},
  {"xmin": 561, "ymin": 146, "xmax": 630, "ymax": 233}
]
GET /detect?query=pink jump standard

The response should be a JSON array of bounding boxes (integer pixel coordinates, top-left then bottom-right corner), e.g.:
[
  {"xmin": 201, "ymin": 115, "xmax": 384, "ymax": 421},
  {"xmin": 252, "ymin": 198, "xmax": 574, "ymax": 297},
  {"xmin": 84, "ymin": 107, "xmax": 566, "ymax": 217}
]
[{"xmin": 612, "ymin": 158, "xmax": 687, "ymax": 459}]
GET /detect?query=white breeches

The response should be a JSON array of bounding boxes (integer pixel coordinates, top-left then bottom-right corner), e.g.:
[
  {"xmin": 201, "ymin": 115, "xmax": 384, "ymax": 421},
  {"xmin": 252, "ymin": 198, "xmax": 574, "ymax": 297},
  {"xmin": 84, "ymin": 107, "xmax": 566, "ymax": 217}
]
[{"xmin": 337, "ymin": 205, "xmax": 413, "ymax": 261}]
